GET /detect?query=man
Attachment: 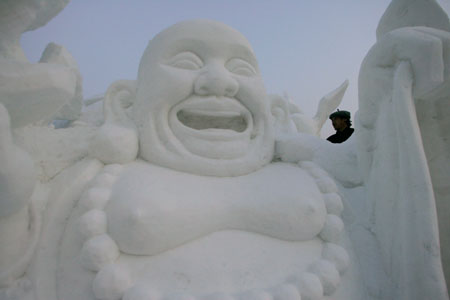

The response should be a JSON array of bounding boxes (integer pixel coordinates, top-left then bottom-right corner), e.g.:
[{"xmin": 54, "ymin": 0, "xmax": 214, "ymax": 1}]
[{"xmin": 326, "ymin": 110, "xmax": 354, "ymax": 143}]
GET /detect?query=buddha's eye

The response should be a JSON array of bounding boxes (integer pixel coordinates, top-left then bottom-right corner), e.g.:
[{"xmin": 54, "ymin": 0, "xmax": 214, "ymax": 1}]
[
  {"xmin": 167, "ymin": 52, "xmax": 203, "ymax": 70},
  {"xmin": 226, "ymin": 58, "xmax": 257, "ymax": 76}
]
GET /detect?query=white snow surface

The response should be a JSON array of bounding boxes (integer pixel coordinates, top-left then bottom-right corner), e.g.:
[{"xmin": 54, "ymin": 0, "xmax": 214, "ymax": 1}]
[{"xmin": 0, "ymin": 1, "xmax": 450, "ymax": 300}]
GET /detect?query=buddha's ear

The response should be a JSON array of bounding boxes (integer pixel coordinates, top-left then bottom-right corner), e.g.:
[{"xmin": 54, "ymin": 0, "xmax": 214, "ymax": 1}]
[
  {"xmin": 269, "ymin": 94, "xmax": 297, "ymax": 136},
  {"xmin": 89, "ymin": 80, "xmax": 139, "ymax": 164}
]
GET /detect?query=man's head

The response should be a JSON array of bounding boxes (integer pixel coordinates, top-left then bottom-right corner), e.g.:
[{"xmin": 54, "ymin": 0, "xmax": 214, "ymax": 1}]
[
  {"xmin": 329, "ymin": 110, "xmax": 351, "ymax": 132},
  {"xmin": 132, "ymin": 20, "xmax": 274, "ymax": 176}
]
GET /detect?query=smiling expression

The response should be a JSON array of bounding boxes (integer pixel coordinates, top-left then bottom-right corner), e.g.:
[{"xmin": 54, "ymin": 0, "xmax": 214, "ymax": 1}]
[{"xmin": 133, "ymin": 20, "xmax": 274, "ymax": 176}]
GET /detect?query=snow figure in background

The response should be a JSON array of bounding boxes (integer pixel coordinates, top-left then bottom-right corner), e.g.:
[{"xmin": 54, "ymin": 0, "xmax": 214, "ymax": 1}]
[
  {"xmin": 357, "ymin": 0, "xmax": 450, "ymax": 298},
  {"xmin": 0, "ymin": 0, "xmax": 83, "ymax": 296},
  {"xmin": 0, "ymin": 0, "xmax": 82, "ymax": 126},
  {"xmin": 268, "ymin": 80, "xmax": 349, "ymax": 137},
  {"xmin": 0, "ymin": 0, "xmax": 70, "ymax": 62}
]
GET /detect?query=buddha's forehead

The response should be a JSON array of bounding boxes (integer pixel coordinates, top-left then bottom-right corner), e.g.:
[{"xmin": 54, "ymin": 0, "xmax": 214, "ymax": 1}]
[{"xmin": 143, "ymin": 19, "xmax": 256, "ymax": 62}]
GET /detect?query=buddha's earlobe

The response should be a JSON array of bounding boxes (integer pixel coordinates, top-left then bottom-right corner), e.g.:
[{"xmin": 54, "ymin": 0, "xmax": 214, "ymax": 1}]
[{"xmin": 89, "ymin": 80, "xmax": 139, "ymax": 164}]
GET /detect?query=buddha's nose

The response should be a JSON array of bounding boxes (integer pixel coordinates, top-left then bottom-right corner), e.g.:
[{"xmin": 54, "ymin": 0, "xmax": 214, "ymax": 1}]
[{"xmin": 194, "ymin": 64, "xmax": 239, "ymax": 97}]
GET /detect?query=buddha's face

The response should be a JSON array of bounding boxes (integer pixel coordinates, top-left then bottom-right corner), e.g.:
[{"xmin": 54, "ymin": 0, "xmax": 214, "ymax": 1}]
[{"xmin": 133, "ymin": 20, "xmax": 274, "ymax": 176}]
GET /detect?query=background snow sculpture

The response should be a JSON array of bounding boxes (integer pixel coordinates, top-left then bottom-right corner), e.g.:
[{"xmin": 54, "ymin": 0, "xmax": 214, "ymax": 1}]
[
  {"xmin": 270, "ymin": 80, "xmax": 349, "ymax": 136},
  {"xmin": 0, "ymin": 0, "xmax": 89, "ymax": 290},
  {"xmin": 357, "ymin": 0, "xmax": 450, "ymax": 298},
  {"xmin": 0, "ymin": 0, "xmax": 81, "ymax": 128},
  {"xmin": 0, "ymin": 0, "xmax": 70, "ymax": 62}
]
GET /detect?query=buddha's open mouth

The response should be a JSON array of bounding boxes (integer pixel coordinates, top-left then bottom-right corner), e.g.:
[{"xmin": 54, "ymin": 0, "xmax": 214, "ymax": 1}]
[{"xmin": 176, "ymin": 109, "xmax": 247, "ymax": 132}]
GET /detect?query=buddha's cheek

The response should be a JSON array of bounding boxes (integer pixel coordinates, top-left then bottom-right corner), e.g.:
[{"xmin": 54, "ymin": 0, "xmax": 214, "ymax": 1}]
[
  {"xmin": 234, "ymin": 76, "xmax": 269, "ymax": 119},
  {"xmin": 135, "ymin": 65, "xmax": 197, "ymax": 121}
]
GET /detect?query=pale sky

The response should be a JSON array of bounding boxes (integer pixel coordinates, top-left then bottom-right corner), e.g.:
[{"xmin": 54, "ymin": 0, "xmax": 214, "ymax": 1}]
[{"xmin": 20, "ymin": 1, "xmax": 450, "ymax": 137}]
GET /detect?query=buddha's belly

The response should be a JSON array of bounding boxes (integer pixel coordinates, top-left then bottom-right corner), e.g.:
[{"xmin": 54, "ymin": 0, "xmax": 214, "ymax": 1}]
[
  {"xmin": 120, "ymin": 230, "xmax": 323, "ymax": 296},
  {"xmin": 105, "ymin": 161, "xmax": 327, "ymax": 256}
]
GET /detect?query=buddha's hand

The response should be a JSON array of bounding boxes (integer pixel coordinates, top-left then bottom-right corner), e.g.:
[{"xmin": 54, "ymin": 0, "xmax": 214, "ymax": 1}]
[
  {"xmin": 0, "ymin": 102, "xmax": 36, "ymax": 218},
  {"xmin": 360, "ymin": 27, "xmax": 450, "ymax": 102}
]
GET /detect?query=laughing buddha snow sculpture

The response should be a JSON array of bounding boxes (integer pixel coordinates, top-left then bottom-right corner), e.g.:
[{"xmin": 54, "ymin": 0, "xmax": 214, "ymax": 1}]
[
  {"xmin": 74, "ymin": 20, "xmax": 353, "ymax": 300},
  {"xmin": 0, "ymin": 20, "xmax": 355, "ymax": 300}
]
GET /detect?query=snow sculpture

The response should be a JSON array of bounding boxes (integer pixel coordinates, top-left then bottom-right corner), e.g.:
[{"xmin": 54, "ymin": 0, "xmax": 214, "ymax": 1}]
[
  {"xmin": 0, "ymin": 0, "xmax": 81, "ymax": 295},
  {"xmin": 70, "ymin": 20, "xmax": 357, "ymax": 300},
  {"xmin": 0, "ymin": 1, "xmax": 449, "ymax": 300},
  {"xmin": 0, "ymin": 18, "xmax": 357, "ymax": 300},
  {"xmin": 0, "ymin": 0, "xmax": 81, "ymax": 128},
  {"xmin": 357, "ymin": 0, "xmax": 450, "ymax": 298},
  {"xmin": 269, "ymin": 80, "xmax": 349, "ymax": 137},
  {"xmin": 0, "ymin": 0, "xmax": 70, "ymax": 62}
]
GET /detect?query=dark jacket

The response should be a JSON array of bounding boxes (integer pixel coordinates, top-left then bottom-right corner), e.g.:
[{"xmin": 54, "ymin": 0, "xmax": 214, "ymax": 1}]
[{"xmin": 327, "ymin": 127, "xmax": 354, "ymax": 144}]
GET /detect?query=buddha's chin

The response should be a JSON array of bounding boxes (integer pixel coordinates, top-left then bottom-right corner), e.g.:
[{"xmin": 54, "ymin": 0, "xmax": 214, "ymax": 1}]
[
  {"xmin": 139, "ymin": 126, "xmax": 274, "ymax": 177},
  {"xmin": 143, "ymin": 142, "xmax": 273, "ymax": 177}
]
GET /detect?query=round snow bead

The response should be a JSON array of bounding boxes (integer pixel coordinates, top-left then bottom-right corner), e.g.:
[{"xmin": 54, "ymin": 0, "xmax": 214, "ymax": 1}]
[
  {"xmin": 271, "ymin": 284, "xmax": 301, "ymax": 300},
  {"xmin": 80, "ymin": 234, "xmax": 119, "ymax": 271},
  {"xmin": 309, "ymin": 260, "xmax": 340, "ymax": 296},
  {"xmin": 319, "ymin": 215, "xmax": 344, "ymax": 243},
  {"xmin": 315, "ymin": 177, "xmax": 338, "ymax": 194},
  {"xmin": 323, "ymin": 193, "xmax": 343, "ymax": 216},
  {"xmin": 296, "ymin": 272, "xmax": 323, "ymax": 300},
  {"xmin": 78, "ymin": 209, "xmax": 107, "ymax": 239},
  {"xmin": 93, "ymin": 264, "xmax": 132, "ymax": 300},
  {"xmin": 322, "ymin": 243, "xmax": 350, "ymax": 274}
]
